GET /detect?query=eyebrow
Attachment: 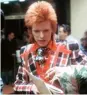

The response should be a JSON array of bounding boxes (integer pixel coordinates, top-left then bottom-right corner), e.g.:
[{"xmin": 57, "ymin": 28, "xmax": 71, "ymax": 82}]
[{"xmin": 32, "ymin": 29, "xmax": 49, "ymax": 31}]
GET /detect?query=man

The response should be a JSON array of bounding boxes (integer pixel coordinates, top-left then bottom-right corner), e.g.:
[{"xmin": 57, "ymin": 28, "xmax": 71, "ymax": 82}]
[
  {"xmin": 80, "ymin": 32, "xmax": 87, "ymax": 56},
  {"xmin": 1, "ymin": 32, "xmax": 17, "ymax": 84},
  {"xmin": 57, "ymin": 24, "xmax": 80, "ymax": 56},
  {"xmin": 14, "ymin": 1, "xmax": 87, "ymax": 94},
  {"xmin": 83, "ymin": 31, "xmax": 87, "ymax": 38},
  {"xmin": 57, "ymin": 24, "xmax": 79, "ymax": 44}
]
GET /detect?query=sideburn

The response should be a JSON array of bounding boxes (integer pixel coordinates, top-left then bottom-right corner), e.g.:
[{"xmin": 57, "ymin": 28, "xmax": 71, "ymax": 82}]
[
  {"xmin": 51, "ymin": 32, "xmax": 55, "ymax": 41},
  {"xmin": 29, "ymin": 32, "xmax": 35, "ymax": 43}
]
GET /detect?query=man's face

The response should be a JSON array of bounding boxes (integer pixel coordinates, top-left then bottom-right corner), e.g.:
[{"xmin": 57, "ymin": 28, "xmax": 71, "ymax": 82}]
[
  {"xmin": 32, "ymin": 21, "xmax": 53, "ymax": 47},
  {"xmin": 9, "ymin": 32, "xmax": 15, "ymax": 40},
  {"xmin": 58, "ymin": 27, "xmax": 68, "ymax": 40},
  {"xmin": 81, "ymin": 38, "xmax": 87, "ymax": 48}
]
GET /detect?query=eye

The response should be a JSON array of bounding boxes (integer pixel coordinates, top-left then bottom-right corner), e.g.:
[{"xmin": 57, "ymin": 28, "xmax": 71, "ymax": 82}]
[
  {"xmin": 33, "ymin": 30, "xmax": 40, "ymax": 33},
  {"xmin": 44, "ymin": 29, "xmax": 49, "ymax": 32}
]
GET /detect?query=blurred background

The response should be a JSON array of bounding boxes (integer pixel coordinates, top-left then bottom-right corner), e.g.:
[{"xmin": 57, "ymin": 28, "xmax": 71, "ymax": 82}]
[{"xmin": 1, "ymin": 0, "xmax": 70, "ymax": 40}]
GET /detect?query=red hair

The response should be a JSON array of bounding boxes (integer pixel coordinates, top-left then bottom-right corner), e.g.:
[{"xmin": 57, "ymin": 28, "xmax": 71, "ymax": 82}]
[{"xmin": 25, "ymin": 1, "xmax": 57, "ymax": 43}]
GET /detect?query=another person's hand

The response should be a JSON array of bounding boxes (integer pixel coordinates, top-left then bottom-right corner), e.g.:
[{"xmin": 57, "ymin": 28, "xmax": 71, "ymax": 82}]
[
  {"xmin": 45, "ymin": 67, "xmax": 63, "ymax": 89},
  {"xmin": 30, "ymin": 84, "xmax": 39, "ymax": 94},
  {"xmin": 45, "ymin": 67, "xmax": 62, "ymax": 82}
]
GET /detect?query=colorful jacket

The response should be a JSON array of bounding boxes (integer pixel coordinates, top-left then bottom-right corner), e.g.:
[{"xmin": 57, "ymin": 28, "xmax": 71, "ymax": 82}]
[{"xmin": 14, "ymin": 41, "xmax": 87, "ymax": 94}]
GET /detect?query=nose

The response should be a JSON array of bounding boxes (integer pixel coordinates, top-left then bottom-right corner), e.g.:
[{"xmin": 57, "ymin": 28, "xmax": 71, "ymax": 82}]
[{"xmin": 40, "ymin": 31, "xmax": 44, "ymax": 38}]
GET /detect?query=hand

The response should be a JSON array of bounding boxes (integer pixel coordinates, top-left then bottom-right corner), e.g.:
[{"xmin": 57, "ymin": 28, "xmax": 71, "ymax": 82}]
[
  {"xmin": 30, "ymin": 84, "xmax": 39, "ymax": 94},
  {"xmin": 45, "ymin": 67, "xmax": 59, "ymax": 80},
  {"xmin": 45, "ymin": 66, "xmax": 64, "ymax": 82},
  {"xmin": 45, "ymin": 66, "xmax": 64, "ymax": 89}
]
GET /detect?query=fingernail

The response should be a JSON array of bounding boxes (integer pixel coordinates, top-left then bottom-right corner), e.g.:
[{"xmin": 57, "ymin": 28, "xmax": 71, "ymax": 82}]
[{"xmin": 45, "ymin": 76, "xmax": 49, "ymax": 79}]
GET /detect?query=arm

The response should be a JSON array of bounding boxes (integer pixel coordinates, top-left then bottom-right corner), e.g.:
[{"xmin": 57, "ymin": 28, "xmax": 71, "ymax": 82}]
[
  {"xmin": 14, "ymin": 64, "xmax": 30, "ymax": 91},
  {"xmin": 14, "ymin": 46, "xmax": 38, "ymax": 93},
  {"xmin": 14, "ymin": 63, "xmax": 39, "ymax": 94}
]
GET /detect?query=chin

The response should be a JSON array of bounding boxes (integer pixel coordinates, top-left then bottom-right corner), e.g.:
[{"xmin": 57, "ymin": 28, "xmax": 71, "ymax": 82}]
[
  {"xmin": 36, "ymin": 40, "xmax": 50, "ymax": 47},
  {"xmin": 38, "ymin": 43, "xmax": 47, "ymax": 47},
  {"xmin": 39, "ymin": 44, "xmax": 47, "ymax": 47}
]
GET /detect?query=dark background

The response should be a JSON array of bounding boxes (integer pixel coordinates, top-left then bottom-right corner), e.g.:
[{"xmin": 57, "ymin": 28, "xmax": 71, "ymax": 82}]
[{"xmin": 1, "ymin": 0, "xmax": 70, "ymax": 39}]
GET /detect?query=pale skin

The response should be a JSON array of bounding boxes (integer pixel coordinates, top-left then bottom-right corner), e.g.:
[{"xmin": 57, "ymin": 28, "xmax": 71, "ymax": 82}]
[
  {"xmin": 58, "ymin": 27, "xmax": 68, "ymax": 41},
  {"xmin": 8, "ymin": 32, "xmax": 15, "ymax": 41},
  {"xmin": 32, "ymin": 20, "xmax": 53, "ymax": 47},
  {"xmin": 45, "ymin": 67, "xmax": 63, "ymax": 89},
  {"xmin": 45, "ymin": 67, "xmax": 61, "ymax": 82}
]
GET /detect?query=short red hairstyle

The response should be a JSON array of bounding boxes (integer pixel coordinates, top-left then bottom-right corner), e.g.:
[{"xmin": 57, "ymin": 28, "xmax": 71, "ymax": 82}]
[{"xmin": 24, "ymin": 1, "xmax": 57, "ymax": 43}]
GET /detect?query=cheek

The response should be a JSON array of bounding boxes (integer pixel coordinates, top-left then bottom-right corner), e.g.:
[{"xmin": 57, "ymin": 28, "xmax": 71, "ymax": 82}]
[
  {"xmin": 59, "ymin": 32, "xmax": 62, "ymax": 35},
  {"xmin": 65, "ymin": 34, "xmax": 68, "ymax": 38},
  {"xmin": 49, "ymin": 32, "xmax": 52, "ymax": 36},
  {"xmin": 48, "ymin": 32, "xmax": 52, "ymax": 39},
  {"xmin": 32, "ymin": 32, "xmax": 37, "ymax": 38},
  {"xmin": 59, "ymin": 33, "xmax": 64, "ymax": 37}
]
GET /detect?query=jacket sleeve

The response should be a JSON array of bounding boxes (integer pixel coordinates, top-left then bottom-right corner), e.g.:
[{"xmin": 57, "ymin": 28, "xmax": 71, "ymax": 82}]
[{"xmin": 14, "ymin": 45, "xmax": 38, "ymax": 93}]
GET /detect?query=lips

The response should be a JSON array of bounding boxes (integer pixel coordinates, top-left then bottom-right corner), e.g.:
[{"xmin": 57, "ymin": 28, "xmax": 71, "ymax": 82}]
[
  {"xmin": 37, "ymin": 40, "xmax": 47, "ymax": 44},
  {"xmin": 38, "ymin": 40, "xmax": 45, "ymax": 43}
]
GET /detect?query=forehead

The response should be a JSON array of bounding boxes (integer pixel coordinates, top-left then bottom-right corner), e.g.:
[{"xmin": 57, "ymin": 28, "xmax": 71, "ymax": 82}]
[
  {"xmin": 10, "ymin": 32, "xmax": 14, "ymax": 36},
  {"xmin": 59, "ymin": 27, "xmax": 64, "ymax": 31},
  {"xmin": 32, "ymin": 21, "xmax": 52, "ymax": 30}
]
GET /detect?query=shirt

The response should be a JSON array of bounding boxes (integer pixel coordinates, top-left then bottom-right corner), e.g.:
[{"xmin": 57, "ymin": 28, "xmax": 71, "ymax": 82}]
[{"xmin": 66, "ymin": 35, "xmax": 79, "ymax": 44}]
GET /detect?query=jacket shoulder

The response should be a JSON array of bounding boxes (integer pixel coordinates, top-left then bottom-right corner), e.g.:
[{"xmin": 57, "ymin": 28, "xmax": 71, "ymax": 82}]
[{"xmin": 20, "ymin": 44, "xmax": 33, "ymax": 54}]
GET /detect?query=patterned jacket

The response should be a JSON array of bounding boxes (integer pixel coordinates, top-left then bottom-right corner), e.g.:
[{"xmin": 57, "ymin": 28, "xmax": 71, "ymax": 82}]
[{"xmin": 14, "ymin": 41, "xmax": 87, "ymax": 94}]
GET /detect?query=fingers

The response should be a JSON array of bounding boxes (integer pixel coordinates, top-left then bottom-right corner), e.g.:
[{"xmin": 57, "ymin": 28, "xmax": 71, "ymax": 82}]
[
  {"xmin": 46, "ymin": 67, "xmax": 54, "ymax": 74},
  {"xmin": 45, "ymin": 68, "xmax": 55, "ymax": 80},
  {"xmin": 31, "ymin": 84, "xmax": 39, "ymax": 94}
]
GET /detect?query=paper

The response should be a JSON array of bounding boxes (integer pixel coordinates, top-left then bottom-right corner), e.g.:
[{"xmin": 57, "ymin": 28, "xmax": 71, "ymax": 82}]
[
  {"xmin": 23, "ymin": 67, "xmax": 63, "ymax": 94},
  {"xmin": 23, "ymin": 67, "xmax": 51, "ymax": 94}
]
